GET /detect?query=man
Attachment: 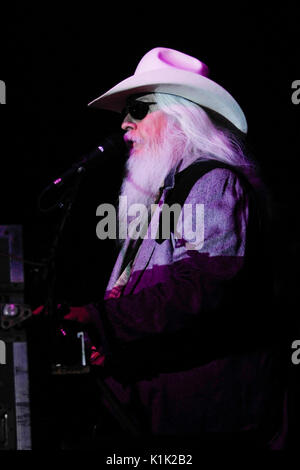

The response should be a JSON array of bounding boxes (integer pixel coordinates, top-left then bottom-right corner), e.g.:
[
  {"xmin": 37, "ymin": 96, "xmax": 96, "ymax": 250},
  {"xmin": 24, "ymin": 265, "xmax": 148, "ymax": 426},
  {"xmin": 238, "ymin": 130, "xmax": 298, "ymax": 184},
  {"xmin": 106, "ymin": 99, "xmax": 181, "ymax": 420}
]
[{"xmin": 55, "ymin": 48, "xmax": 287, "ymax": 448}]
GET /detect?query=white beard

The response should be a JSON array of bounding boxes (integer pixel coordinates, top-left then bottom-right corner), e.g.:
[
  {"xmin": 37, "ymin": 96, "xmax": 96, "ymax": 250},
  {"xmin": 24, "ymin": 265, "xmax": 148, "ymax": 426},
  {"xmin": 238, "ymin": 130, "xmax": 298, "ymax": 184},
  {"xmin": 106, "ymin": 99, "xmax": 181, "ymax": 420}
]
[{"xmin": 118, "ymin": 121, "xmax": 186, "ymax": 242}]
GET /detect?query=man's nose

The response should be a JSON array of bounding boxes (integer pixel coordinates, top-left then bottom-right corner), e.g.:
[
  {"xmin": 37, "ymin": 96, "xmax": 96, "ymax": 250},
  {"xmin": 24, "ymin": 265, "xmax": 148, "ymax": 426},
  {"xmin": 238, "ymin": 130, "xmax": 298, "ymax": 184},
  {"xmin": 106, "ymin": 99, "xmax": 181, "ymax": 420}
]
[{"xmin": 121, "ymin": 115, "xmax": 137, "ymax": 131}]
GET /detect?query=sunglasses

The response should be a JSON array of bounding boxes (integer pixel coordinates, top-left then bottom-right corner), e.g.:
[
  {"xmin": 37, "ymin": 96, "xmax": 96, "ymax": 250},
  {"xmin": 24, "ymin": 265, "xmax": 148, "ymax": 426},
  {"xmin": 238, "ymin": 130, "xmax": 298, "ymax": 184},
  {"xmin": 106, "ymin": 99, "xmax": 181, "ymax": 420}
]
[{"xmin": 121, "ymin": 100, "xmax": 156, "ymax": 121}]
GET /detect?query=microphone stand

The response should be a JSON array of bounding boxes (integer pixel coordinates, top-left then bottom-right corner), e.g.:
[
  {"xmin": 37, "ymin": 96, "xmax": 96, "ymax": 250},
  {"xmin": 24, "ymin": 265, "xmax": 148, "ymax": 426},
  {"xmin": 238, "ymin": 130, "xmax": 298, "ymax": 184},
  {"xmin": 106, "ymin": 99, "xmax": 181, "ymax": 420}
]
[
  {"xmin": 38, "ymin": 162, "xmax": 142, "ymax": 439},
  {"xmin": 42, "ymin": 166, "xmax": 86, "ymax": 325}
]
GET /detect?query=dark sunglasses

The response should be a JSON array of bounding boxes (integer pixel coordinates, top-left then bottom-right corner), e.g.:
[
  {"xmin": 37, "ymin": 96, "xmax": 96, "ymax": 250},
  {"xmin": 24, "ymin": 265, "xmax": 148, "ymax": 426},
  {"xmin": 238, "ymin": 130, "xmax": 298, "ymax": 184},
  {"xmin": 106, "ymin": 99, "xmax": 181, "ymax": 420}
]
[{"xmin": 121, "ymin": 100, "xmax": 156, "ymax": 121}]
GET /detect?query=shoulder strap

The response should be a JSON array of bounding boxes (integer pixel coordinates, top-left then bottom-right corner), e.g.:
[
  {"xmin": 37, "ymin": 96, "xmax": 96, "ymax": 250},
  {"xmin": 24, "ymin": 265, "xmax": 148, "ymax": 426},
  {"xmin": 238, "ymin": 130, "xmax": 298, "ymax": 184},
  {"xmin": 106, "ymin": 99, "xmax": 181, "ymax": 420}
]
[
  {"xmin": 156, "ymin": 159, "xmax": 255, "ymax": 244},
  {"xmin": 164, "ymin": 159, "xmax": 249, "ymax": 208}
]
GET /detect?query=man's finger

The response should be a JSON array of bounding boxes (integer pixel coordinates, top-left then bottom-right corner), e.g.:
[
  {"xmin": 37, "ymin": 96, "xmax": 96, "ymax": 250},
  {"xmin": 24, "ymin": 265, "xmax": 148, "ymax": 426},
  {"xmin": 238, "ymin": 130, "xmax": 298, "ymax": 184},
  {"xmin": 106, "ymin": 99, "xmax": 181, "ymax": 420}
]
[
  {"xmin": 33, "ymin": 305, "xmax": 46, "ymax": 315},
  {"xmin": 63, "ymin": 306, "xmax": 92, "ymax": 323}
]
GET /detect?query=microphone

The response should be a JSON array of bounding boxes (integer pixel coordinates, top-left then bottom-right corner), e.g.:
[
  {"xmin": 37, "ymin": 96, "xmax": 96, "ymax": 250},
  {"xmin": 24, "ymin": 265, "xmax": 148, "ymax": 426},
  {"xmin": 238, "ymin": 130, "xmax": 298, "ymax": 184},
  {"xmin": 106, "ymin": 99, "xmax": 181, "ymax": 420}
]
[
  {"xmin": 38, "ymin": 131, "xmax": 127, "ymax": 212},
  {"xmin": 45, "ymin": 131, "xmax": 127, "ymax": 191}
]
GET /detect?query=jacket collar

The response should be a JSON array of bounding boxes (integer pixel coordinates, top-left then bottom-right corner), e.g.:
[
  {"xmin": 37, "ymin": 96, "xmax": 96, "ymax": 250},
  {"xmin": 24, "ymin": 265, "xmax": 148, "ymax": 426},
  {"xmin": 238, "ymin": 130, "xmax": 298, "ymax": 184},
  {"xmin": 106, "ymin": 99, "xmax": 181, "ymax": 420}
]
[{"xmin": 161, "ymin": 159, "xmax": 183, "ymax": 192}]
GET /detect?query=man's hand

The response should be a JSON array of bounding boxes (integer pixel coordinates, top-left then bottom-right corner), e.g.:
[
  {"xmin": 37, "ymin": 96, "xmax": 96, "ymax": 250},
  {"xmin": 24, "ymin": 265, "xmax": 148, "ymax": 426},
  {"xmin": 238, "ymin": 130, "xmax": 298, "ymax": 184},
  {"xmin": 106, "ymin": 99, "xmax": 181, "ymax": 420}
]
[
  {"xmin": 33, "ymin": 304, "xmax": 105, "ymax": 366},
  {"xmin": 63, "ymin": 306, "xmax": 94, "ymax": 324},
  {"xmin": 33, "ymin": 304, "xmax": 94, "ymax": 324}
]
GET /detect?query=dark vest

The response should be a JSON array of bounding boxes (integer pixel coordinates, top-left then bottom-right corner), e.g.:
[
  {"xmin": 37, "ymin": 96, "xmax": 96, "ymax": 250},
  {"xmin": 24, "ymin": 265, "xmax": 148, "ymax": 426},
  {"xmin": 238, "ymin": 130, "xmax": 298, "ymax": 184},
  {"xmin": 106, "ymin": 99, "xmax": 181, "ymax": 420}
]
[
  {"xmin": 104, "ymin": 161, "xmax": 281, "ymax": 383},
  {"xmin": 160, "ymin": 160, "xmax": 275, "ymax": 352}
]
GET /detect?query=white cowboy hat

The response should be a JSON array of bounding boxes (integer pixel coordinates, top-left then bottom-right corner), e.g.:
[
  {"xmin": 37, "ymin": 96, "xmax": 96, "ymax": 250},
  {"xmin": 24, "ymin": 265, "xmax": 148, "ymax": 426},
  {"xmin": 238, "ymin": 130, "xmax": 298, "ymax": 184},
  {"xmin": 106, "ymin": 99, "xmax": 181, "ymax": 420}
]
[{"xmin": 88, "ymin": 47, "xmax": 247, "ymax": 134}]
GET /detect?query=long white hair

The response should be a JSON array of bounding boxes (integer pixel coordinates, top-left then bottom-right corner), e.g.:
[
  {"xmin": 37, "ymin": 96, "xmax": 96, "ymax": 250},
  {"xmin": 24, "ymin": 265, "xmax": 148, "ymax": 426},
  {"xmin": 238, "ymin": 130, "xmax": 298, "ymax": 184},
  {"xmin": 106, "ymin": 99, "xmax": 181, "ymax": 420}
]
[
  {"xmin": 154, "ymin": 93, "xmax": 272, "ymax": 239},
  {"xmin": 153, "ymin": 92, "xmax": 259, "ymax": 185}
]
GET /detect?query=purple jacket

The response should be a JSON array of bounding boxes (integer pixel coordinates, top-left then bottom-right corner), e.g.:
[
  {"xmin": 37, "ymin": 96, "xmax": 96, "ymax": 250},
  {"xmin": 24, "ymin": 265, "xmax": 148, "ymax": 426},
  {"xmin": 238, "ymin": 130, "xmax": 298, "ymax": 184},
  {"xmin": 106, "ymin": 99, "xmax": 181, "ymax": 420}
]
[{"xmin": 95, "ymin": 161, "xmax": 286, "ymax": 445}]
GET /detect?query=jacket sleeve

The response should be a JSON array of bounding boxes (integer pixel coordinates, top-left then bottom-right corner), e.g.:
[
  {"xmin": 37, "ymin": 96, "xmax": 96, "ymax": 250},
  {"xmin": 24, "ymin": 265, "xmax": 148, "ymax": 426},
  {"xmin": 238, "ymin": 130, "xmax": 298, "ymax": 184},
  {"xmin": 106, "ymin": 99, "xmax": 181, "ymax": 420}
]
[{"xmin": 96, "ymin": 168, "xmax": 250, "ymax": 349}]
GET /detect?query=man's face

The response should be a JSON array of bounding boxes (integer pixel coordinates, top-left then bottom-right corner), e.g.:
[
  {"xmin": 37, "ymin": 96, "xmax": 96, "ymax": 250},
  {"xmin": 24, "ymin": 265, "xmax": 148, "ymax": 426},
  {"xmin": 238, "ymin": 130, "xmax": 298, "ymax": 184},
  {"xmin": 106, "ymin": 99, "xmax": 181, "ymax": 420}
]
[
  {"xmin": 121, "ymin": 94, "xmax": 169, "ymax": 157},
  {"xmin": 118, "ymin": 93, "xmax": 188, "ymax": 241}
]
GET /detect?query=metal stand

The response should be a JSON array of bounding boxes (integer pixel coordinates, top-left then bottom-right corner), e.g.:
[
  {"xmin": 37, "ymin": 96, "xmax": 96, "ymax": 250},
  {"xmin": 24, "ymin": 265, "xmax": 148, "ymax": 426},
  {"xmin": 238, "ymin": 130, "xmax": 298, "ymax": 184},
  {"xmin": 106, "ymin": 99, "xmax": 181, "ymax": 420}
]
[
  {"xmin": 39, "ymin": 166, "xmax": 86, "ymax": 323},
  {"xmin": 0, "ymin": 225, "xmax": 31, "ymax": 450},
  {"xmin": 38, "ymin": 166, "xmax": 143, "ymax": 440}
]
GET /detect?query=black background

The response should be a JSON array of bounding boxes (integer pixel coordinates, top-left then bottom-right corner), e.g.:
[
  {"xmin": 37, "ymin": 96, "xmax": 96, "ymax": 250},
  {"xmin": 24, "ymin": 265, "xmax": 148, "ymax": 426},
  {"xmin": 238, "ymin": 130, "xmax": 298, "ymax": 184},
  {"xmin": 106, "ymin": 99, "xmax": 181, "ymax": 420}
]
[{"xmin": 1, "ymin": 4, "xmax": 300, "ymax": 451}]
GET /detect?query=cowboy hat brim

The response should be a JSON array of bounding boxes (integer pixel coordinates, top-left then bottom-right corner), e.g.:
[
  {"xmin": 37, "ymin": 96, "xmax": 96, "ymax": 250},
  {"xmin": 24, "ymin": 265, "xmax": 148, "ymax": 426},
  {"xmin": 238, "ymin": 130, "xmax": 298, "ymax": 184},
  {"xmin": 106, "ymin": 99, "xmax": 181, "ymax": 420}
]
[{"xmin": 88, "ymin": 68, "xmax": 247, "ymax": 134}]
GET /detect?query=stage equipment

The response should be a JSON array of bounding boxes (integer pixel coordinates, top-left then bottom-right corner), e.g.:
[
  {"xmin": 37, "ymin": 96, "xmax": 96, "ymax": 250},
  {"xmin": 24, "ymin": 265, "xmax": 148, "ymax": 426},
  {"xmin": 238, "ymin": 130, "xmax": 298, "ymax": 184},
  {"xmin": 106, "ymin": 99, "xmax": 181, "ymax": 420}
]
[{"xmin": 0, "ymin": 225, "xmax": 31, "ymax": 450}]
